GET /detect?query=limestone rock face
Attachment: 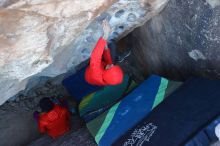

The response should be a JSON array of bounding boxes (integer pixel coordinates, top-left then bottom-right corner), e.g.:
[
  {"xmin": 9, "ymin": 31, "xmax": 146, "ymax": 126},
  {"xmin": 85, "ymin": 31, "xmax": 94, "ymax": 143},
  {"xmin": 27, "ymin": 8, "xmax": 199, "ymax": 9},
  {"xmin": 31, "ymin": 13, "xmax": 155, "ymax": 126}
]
[
  {"xmin": 126, "ymin": 0, "xmax": 220, "ymax": 81},
  {"xmin": 0, "ymin": 0, "xmax": 168, "ymax": 105}
]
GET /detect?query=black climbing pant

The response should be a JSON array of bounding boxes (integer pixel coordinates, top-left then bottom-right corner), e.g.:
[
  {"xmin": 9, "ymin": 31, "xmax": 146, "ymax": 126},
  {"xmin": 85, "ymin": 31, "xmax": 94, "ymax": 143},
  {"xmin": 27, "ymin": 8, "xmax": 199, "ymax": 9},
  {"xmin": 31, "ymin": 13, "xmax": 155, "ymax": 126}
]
[{"xmin": 108, "ymin": 39, "xmax": 117, "ymax": 64}]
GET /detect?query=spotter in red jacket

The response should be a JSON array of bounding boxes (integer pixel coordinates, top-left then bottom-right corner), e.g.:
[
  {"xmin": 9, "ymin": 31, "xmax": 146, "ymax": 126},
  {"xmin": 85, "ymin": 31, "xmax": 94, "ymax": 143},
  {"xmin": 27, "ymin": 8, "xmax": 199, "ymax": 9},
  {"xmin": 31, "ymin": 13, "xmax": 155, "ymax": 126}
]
[
  {"xmin": 85, "ymin": 37, "xmax": 123, "ymax": 86},
  {"xmin": 38, "ymin": 104, "xmax": 70, "ymax": 138}
]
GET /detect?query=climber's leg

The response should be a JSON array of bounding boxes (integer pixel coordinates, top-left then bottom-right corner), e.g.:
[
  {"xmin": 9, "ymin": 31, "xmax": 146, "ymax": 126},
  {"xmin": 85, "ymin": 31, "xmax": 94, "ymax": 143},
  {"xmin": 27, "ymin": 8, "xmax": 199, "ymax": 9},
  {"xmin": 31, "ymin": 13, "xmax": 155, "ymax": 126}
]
[
  {"xmin": 108, "ymin": 39, "xmax": 117, "ymax": 64},
  {"xmin": 108, "ymin": 39, "xmax": 131, "ymax": 64}
]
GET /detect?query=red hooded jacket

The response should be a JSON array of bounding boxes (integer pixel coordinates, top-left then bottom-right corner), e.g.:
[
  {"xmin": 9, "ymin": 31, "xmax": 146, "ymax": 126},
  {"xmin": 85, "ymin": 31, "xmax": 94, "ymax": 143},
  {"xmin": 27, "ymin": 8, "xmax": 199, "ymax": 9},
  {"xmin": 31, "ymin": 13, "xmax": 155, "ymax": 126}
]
[
  {"xmin": 38, "ymin": 104, "xmax": 70, "ymax": 138},
  {"xmin": 85, "ymin": 37, "xmax": 123, "ymax": 86}
]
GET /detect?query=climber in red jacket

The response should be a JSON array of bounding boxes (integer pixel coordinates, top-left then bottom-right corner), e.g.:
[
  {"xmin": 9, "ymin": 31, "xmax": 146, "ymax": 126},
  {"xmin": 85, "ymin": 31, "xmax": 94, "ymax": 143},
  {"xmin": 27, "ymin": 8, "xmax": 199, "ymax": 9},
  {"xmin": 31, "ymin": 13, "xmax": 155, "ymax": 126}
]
[
  {"xmin": 35, "ymin": 97, "xmax": 71, "ymax": 138},
  {"xmin": 85, "ymin": 20, "xmax": 124, "ymax": 86}
]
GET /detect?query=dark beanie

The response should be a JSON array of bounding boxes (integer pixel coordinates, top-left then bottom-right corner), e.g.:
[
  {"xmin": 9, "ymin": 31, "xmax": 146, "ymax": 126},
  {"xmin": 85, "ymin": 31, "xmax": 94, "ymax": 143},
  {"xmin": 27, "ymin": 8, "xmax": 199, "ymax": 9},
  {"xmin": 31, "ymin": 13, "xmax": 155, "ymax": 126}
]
[{"xmin": 39, "ymin": 97, "xmax": 54, "ymax": 112}]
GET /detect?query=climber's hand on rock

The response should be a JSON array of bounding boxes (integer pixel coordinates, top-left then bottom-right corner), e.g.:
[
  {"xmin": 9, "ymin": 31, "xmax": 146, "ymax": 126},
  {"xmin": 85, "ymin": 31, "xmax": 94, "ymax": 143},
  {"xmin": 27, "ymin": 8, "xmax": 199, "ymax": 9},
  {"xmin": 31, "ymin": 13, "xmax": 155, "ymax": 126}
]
[{"xmin": 102, "ymin": 20, "xmax": 111, "ymax": 40}]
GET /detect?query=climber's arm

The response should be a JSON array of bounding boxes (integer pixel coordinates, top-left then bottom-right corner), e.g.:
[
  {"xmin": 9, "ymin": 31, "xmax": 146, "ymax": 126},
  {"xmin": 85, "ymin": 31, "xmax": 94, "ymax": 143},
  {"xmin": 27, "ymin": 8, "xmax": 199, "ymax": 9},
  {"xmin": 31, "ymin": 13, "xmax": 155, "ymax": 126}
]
[
  {"xmin": 38, "ymin": 120, "xmax": 47, "ymax": 133},
  {"xmin": 103, "ymin": 47, "xmax": 113, "ymax": 65},
  {"xmin": 102, "ymin": 20, "xmax": 113, "ymax": 65},
  {"xmin": 89, "ymin": 37, "xmax": 107, "ymax": 69}
]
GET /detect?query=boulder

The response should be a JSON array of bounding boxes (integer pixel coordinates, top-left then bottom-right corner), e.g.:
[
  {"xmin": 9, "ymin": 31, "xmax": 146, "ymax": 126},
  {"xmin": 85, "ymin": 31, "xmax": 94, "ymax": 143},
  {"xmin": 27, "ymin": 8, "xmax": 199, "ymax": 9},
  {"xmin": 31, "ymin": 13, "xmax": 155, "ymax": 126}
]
[
  {"xmin": 126, "ymin": 0, "xmax": 220, "ymax": 81},
  {"xmin": 0, "ymin": 0, "xmax": 168, "ymax": 105}
]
